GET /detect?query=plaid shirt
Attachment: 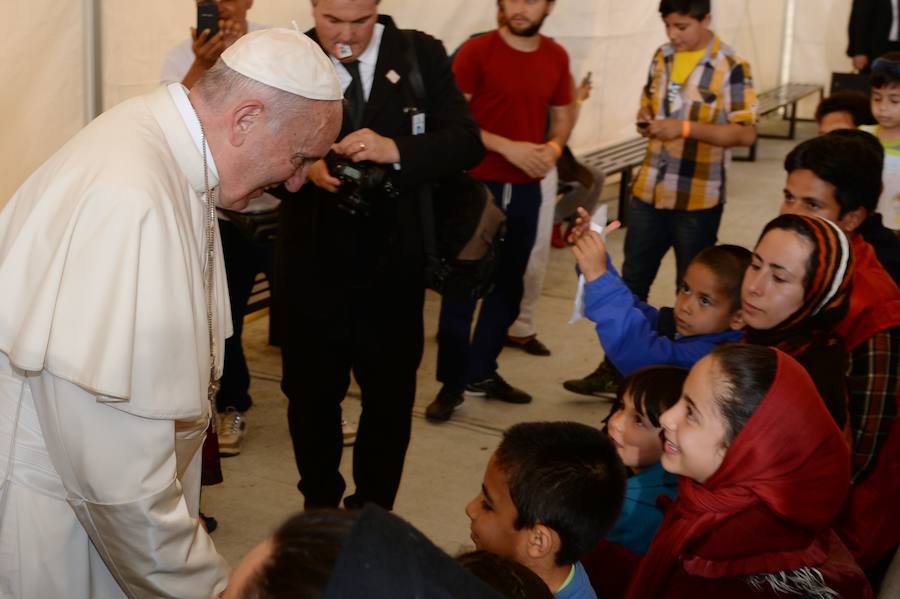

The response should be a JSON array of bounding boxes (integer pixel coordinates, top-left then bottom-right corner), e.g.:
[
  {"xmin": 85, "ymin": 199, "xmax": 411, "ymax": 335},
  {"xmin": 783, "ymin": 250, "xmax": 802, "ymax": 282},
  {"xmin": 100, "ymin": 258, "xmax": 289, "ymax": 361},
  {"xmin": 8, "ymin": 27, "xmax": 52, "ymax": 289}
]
[
  {"xmin": 848, "ymin": 326, "xmax": 900, "ymax": 483},
  {"xmin": 632, "ymin": 35, "xmax": 758, "ymax": 211}
]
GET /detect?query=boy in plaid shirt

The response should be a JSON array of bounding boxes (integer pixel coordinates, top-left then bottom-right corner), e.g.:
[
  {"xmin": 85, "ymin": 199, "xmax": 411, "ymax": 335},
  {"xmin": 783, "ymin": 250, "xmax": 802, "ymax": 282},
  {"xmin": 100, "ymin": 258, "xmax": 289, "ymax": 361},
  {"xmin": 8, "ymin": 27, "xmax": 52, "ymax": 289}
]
[{"xmin": 624, "ymin": 0, "xmax": 758, "ymax": 301}]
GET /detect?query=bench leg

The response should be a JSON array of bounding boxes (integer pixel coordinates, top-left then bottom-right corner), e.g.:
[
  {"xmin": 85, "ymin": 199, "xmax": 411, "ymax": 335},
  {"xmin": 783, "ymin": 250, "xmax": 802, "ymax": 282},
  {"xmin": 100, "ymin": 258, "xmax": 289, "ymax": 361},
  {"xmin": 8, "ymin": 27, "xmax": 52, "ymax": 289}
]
[
  {"xmin": 618, "ymin": 167, "xmax": 632, "ymax": 227},
  {"xmin": 788, "ymin": 101, "xmax": 798, "ymax": 139}
]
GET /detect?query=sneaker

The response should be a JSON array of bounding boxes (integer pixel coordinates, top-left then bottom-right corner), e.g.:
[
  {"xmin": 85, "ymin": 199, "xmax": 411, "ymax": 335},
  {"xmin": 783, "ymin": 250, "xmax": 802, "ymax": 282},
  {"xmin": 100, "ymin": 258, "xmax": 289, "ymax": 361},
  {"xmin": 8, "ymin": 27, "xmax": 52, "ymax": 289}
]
[
  {"xmin": 342, "ymin": 419, "xmax": 357, "ymax": 446},
  {"xmin": 505, "ymin": 335, "xmax": 551, "ymax": 356},
  {"xmin": 218, "ymin": 408, "xmax": 246, "ymax": 457},
  {"xmin": 425, "ymin": 387, "xmax": 465, "ymax": 422},
  {"xmin": 466, "ymin": 375, "xmax": 532, "ymax": 404},
  {"xmin": 563, "ymin": 359, "xmax": 622, "ymax": 398}
]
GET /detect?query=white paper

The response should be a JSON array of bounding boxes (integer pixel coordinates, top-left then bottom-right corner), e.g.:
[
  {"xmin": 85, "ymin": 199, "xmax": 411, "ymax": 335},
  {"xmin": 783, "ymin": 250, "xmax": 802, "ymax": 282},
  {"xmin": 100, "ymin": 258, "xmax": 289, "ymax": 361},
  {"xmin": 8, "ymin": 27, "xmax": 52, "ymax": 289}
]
[{"xmin": 569, "ymin": 204, "xmax": 608, "ymax": 324}]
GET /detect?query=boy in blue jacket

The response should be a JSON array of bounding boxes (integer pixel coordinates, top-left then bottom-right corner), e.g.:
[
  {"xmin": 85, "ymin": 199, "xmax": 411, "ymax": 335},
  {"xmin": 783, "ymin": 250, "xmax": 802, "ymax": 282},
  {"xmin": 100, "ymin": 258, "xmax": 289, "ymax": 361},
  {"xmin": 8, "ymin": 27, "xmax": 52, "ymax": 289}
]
[{"xmin": 570, "ymin": 209, "xmax": 749, "ymax": 376}]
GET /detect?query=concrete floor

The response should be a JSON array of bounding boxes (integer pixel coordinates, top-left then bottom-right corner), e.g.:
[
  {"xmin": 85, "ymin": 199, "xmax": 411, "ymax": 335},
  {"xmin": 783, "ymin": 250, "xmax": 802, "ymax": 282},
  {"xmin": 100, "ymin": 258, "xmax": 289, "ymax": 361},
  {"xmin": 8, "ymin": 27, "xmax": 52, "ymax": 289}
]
[{"xmin": 201, "ymin": 119, "xmax": 814, "ymax": 565}]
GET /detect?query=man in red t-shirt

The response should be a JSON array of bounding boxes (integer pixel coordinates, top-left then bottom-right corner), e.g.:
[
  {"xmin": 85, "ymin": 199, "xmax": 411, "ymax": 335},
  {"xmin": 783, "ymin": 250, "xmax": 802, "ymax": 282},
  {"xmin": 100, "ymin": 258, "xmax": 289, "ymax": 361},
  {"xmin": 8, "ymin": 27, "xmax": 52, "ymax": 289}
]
[{"xmin": 428, "ymin": 0, "xmax": 573, "ymax": 422}]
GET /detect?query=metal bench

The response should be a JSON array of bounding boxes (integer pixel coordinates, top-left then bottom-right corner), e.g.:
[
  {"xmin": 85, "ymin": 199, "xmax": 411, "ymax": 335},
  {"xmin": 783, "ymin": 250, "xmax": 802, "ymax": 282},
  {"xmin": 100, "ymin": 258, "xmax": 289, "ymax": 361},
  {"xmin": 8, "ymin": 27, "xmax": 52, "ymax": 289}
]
[
  {"xmin": 579, "ymin": 137, "xmax": 648, "ymax": 225},
  {"xmin": 745, "ymin": 82, "xmax": 824, "ymax": 161}
]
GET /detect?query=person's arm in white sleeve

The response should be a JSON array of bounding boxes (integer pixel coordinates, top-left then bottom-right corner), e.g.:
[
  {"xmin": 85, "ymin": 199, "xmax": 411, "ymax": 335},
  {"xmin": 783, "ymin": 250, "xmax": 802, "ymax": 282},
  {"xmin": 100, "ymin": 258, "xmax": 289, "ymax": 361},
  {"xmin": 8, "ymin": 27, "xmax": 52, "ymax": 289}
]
[{"xmin": 28, "ymin": 370, "xmax": 229, "ymax": 599}]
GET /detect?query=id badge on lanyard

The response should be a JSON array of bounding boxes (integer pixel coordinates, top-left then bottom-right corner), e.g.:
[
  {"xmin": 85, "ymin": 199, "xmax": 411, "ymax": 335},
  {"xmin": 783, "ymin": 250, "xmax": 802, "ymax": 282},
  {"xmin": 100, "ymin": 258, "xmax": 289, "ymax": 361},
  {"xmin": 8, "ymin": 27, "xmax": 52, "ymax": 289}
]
[{"xmin": 405, "ymin": 106, "xmax": 426, "ymax": 136}]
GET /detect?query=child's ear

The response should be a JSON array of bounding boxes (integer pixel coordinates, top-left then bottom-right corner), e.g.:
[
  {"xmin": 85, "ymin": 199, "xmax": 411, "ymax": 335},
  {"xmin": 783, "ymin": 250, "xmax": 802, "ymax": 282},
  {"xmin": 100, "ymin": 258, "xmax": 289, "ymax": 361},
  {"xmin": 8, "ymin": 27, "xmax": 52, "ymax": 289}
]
[
  {"xmin": 524, "ymin": 523, "xmax": 559, "ymax": 561},
  {"xmin": 729, "ymin": 309, "xmax": 745, "ymax": 331}
]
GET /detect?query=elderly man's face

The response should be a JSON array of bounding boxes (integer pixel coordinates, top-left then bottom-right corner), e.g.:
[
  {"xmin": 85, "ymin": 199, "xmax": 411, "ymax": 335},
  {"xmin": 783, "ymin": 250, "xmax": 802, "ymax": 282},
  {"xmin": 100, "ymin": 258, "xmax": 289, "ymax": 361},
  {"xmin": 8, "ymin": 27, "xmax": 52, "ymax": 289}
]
[
  {"xmin": 218, "ymin": 100, "xmax": 342, "ymax": 210},
  {"xmin": 312, "ymin": 0, "xmax": 379, "ymax": 63}
]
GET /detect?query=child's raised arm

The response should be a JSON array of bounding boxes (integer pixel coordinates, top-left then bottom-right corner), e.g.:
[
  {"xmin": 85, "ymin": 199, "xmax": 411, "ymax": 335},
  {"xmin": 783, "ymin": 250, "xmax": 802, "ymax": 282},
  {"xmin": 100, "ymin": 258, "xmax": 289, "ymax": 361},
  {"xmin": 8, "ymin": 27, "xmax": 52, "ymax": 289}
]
[{"xmin": 570, "ymin": 207, "xmax": 620, "ymax": 282}]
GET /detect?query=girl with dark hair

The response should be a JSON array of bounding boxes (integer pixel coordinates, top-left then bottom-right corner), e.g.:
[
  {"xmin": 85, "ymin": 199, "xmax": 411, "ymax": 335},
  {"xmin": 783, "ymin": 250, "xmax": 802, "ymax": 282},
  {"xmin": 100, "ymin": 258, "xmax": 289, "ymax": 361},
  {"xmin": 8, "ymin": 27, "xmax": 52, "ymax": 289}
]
[
  {"xmin": 741, "ymin": 214, "xmax": 853, "ymax": 428},
  {"xmin": 582, "ymin": 367, "xmax": 688, "ymax": 598},
  {"xmin": 626, "ymin": 345, "xmax": 871, "ymax": 598}
]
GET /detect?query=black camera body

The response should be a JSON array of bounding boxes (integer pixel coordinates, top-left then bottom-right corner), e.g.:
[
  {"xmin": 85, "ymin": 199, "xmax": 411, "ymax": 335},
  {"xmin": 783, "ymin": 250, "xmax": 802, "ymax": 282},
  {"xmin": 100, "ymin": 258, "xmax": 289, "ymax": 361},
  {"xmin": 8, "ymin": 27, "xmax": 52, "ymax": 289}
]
[{"xmin": 325, "ymin": 151, "xmax": 399, "ymax": 217}]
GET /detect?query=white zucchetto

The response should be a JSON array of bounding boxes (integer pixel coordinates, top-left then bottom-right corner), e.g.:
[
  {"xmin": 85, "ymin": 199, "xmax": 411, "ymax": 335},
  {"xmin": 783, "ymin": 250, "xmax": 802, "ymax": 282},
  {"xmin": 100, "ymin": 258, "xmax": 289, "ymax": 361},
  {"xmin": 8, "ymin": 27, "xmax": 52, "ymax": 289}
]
[{"xmin": 221, "ymin": 28, "xmax": 342, "ymax": 101}]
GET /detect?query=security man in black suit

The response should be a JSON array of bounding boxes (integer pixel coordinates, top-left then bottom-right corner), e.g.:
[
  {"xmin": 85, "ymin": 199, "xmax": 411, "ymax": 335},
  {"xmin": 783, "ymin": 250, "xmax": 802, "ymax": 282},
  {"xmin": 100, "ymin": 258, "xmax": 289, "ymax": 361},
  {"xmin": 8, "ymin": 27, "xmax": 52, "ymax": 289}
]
[
  {"xmin": 275, "ymin": 0, "xmax": 484, "ymax": 510},
  {"xmin": 849, "ymin": 0, "xmax": 900, "ymax": 71}
]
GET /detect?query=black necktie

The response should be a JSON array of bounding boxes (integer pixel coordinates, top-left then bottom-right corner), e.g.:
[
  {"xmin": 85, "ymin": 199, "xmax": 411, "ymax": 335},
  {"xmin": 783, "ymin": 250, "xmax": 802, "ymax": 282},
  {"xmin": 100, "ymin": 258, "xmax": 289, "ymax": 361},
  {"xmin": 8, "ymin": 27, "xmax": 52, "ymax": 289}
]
[{"xmin": 343, "ymin": 61, "xmax": 365, "ymax": 131}]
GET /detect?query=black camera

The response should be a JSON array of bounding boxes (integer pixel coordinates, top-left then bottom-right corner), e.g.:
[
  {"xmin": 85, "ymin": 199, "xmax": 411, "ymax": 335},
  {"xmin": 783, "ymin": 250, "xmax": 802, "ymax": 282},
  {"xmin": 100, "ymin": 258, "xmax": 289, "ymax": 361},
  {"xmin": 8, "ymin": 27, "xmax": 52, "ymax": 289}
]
[{"xmin": 325, "ymin": 151, "xmax": 399, "ymax": 217}]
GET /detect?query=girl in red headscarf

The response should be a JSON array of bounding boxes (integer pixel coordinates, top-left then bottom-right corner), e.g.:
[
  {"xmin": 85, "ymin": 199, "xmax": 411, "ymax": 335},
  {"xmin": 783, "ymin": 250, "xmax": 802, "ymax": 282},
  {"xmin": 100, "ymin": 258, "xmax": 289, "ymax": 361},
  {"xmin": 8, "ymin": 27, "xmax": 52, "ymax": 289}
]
[
  {"xmin": 625, "ymin": 345, "xmax": 871, "ymax": 598},
  {"xmin": 741, "ymin": 214, "xmax": 853, "ymax": 429}
]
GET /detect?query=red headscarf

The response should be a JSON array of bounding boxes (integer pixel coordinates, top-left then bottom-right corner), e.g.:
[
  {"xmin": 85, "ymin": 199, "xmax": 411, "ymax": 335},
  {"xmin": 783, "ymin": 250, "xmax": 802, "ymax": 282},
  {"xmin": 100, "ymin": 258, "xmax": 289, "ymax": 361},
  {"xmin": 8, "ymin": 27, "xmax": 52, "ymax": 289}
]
[
  {"xmin": 626, "ymin": 349, "xmax": 851, "ymax": 599},
  {"xmin": 834, "ymin": 235, "xmax": 900, "ymax": 351}
]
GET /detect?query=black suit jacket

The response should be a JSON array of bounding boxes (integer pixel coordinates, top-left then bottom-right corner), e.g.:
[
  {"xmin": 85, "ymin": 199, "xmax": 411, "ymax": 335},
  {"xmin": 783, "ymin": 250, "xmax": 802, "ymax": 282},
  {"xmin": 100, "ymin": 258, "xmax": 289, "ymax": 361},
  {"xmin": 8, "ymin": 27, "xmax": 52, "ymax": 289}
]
[
  {"xmin": 848, "ymin": 0, "xmax": 897, "ymax": 60},
  {"xmin": 276, "ymin": 15, "xmax": 484, "ymax": 290}
]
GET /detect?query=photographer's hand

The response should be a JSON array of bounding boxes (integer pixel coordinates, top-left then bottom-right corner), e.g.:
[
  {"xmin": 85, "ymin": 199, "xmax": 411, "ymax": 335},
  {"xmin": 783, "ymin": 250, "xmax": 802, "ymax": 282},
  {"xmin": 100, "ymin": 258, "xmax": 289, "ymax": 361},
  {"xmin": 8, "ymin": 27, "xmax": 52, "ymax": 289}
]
[
  {"xmin": 334, "ymin": 129, "xmax": 400, "ymax": 164},
  {"xmin": 308, "ymin": 160, "xmax": 341, "ymax": 193},
  {"xmin": 181, "ymin": 27, "xmax": 225, "ymax": 88},
  {"xmin": 191, "ymin": 27, "xmax": 225, "ymax": 69}
]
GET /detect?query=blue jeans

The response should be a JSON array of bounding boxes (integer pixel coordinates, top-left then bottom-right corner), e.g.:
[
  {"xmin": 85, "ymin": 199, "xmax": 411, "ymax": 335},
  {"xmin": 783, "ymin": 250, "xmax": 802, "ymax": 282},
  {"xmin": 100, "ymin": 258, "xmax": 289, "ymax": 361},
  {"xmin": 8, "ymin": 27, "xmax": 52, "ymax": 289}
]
[
  {"xmin": 621, "ymin": 198, "xmax": 723, "ymax": 301},
  {"xmin": 436, "ymin": 180, "xmax": 542, "ymax": 391}
]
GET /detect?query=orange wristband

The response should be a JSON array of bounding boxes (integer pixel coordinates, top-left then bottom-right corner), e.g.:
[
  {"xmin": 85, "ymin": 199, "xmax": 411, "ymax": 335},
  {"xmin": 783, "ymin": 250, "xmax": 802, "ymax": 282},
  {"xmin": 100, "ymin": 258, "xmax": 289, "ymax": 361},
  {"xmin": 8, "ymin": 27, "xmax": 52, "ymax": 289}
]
[
  {"xmin": 682, "ymin": 120, "xmax": 691, "ymax": 139},
  {"xmin": 547, "ymin": 140, "xmax": 563, "ymax": 157}
]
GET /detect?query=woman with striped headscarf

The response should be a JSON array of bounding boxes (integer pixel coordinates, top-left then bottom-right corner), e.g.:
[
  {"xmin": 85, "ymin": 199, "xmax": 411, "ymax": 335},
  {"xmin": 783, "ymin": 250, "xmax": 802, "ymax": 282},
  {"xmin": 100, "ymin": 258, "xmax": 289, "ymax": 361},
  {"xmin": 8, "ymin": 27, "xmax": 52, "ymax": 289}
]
[{"xmin": 740, "ymin": 214, "xmax": 854, "ymax": 428}]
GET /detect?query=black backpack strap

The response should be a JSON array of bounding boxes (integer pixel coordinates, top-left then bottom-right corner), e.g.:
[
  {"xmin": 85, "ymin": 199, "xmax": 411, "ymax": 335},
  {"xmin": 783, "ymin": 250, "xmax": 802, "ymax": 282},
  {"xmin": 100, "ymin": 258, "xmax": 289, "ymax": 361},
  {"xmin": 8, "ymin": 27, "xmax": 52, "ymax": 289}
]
[
  {"xmin": 402, "ymin": 31, "xmax": 440, "ymax": 267},
  {"xmin": 403, "ymin": 30, "xmax": 427, "ymax": 106}
]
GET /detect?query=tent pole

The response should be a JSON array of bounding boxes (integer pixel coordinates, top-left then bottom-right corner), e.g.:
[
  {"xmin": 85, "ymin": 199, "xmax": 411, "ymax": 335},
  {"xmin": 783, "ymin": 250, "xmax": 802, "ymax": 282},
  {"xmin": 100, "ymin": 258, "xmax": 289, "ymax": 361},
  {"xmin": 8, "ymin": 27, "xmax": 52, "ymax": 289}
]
[
  {"xmin": 779, "ymin": 0, "xmax": 796, "ymax": 87},
  {"xmin": 84, "ymin": 0, "xmax": 103, "ymax": 123}
]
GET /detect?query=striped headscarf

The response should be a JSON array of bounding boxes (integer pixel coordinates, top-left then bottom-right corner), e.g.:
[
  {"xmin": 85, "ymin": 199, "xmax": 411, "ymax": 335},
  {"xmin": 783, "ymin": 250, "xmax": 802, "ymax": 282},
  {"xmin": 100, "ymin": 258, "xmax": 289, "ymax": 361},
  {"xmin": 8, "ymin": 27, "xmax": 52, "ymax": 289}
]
[{"xmin": 743, "ymin": 214, "xmax": 853, "ymax": 355}]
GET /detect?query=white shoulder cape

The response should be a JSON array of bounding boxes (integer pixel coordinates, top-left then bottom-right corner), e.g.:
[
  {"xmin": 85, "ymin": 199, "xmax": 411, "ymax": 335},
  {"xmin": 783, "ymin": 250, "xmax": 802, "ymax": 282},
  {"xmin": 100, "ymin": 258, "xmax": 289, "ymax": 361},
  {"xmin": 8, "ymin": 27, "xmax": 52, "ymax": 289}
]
[{"xmin": 0, "ymin": 85, "xmax": 231, "ymax": 419}]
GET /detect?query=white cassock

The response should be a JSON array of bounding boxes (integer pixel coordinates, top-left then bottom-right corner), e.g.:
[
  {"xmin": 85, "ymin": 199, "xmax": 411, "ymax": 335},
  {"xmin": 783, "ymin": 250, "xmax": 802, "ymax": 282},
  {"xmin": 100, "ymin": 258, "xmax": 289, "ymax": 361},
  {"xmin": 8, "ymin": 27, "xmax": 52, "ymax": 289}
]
[{"xmin": 0, "ymin": 84, "xmax": 231, "ymax": 598}]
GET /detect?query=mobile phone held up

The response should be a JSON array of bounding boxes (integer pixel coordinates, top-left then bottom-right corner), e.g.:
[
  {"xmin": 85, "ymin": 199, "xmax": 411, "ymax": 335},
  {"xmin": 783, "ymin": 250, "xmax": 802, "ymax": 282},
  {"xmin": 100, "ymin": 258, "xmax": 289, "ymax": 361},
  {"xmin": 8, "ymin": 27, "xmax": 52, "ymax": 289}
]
[{"xmin": 197, "ymin": 1, "xmax": 219, "ymax": 39}]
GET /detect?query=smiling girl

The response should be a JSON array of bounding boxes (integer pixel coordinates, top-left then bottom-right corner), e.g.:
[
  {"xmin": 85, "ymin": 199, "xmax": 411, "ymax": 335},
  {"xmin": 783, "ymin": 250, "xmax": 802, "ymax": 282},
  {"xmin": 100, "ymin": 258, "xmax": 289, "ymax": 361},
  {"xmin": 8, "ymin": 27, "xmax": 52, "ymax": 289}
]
[{"xmin": 626, "ymin": 345, "xmax": 871, "ymax": 598}]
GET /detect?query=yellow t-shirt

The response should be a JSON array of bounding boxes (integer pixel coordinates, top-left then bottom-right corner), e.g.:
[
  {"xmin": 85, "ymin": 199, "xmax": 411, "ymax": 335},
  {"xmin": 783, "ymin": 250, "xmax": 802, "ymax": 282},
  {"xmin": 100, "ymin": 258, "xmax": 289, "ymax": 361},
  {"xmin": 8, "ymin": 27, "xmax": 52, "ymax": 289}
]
[{"xmin": 671, "ymin": 49, "xmax": 705, "ymax": 85}]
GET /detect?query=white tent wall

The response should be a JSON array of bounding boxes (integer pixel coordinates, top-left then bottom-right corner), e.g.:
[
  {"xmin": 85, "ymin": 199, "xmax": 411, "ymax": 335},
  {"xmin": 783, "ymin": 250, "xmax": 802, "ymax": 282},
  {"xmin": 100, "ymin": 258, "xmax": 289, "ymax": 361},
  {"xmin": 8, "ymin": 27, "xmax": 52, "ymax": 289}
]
[
  {"xmin": 1, "ymin": 1, "xmax": 859, "ymax": 210},
  {"xmin": 1, "ymin": 1, "xmax": 85, "ymax": 206},
  {"xmin": 789, "ymin": 0, "xmax": 855, "ymax": 114}
]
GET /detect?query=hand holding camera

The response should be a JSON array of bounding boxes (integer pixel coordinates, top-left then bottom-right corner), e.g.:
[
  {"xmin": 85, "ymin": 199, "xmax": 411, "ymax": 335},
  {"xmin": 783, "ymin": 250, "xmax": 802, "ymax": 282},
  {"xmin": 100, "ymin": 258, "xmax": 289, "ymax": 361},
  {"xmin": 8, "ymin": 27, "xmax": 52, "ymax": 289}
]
[
  {"xmin": 323, "ymin": 151, "xmax": 398, "ymax": 218},
  {"xmin": 333, "ymin": 129, "xmax": 400, "ymax": 165}
]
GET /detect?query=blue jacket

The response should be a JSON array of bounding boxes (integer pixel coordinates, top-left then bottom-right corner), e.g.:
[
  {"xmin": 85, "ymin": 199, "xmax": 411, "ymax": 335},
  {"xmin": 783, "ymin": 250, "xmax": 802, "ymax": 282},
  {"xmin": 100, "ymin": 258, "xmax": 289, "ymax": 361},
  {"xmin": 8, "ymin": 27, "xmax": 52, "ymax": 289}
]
[
  {"xmin": 606, "ymin": 463, "xmax": 678, "ymax": 555},
  {"xmin": 583, "ymin": 262, "xmax": 741, "ymax": 376}
]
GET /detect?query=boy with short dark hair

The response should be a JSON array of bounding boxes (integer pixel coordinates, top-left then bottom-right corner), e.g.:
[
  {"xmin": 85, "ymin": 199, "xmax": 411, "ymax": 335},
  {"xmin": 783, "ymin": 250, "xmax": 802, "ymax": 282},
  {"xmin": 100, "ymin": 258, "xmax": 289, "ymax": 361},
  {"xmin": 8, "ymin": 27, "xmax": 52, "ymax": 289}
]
[
  {"xmin": 814, "ymin": 91, "xmax": 876, "ymax": 134},
  {"xmin": 865, "ymin": 53, "xmax": 900, "ymax": 231},
  {"xmin": 569, "ymin": 209, "xmax": 749, "ymax": 377},
  {"xmin": 466, "ymin": 422, "xmax": 626, "ymax": 599}
]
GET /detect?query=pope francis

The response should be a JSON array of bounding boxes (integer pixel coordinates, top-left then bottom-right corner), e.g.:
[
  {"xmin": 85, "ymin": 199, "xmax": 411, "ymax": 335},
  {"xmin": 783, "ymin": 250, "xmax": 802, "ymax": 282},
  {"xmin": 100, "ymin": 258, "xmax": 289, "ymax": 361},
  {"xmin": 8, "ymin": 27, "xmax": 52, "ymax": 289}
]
[{"xmin": 0, "ymin": 29, "xmax": 342, "ymax": 598}]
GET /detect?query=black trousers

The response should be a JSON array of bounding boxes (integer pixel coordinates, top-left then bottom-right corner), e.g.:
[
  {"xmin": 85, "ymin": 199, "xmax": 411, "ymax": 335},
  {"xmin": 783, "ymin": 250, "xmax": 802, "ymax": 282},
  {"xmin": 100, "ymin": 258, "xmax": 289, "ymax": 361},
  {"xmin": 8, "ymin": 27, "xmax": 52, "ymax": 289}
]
[
  {"xmin": 217, "ymin": 219, "xmax": 276, "ymax": 413},
  {"xmin": 280, "ymin": 272, "xmax": 425, "ymax": 510}
]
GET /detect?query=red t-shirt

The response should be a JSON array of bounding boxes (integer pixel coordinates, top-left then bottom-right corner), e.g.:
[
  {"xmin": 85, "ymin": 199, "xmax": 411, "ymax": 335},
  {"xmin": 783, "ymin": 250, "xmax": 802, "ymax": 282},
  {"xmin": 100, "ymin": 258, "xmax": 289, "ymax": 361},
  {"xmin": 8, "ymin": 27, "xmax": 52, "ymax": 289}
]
[{"xmin": 453, "ymin": 31, "xmax": 572, "ymax": 183}]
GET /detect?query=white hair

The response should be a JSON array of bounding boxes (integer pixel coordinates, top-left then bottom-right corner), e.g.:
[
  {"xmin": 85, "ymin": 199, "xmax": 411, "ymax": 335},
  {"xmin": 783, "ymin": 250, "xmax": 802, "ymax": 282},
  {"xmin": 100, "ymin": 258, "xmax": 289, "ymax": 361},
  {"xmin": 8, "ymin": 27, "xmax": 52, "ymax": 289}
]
[{"xmin": 194, "ymin": 60, "xmax": 327, "ymax": 132}]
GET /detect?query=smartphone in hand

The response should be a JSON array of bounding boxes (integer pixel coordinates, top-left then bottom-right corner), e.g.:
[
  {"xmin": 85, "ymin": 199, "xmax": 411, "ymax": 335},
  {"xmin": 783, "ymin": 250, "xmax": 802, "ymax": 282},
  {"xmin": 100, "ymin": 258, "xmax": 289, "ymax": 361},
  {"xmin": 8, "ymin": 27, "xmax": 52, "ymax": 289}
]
[{"xmin": 197, "ymin": 1, "xmax": 219, "ymax": 38}]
